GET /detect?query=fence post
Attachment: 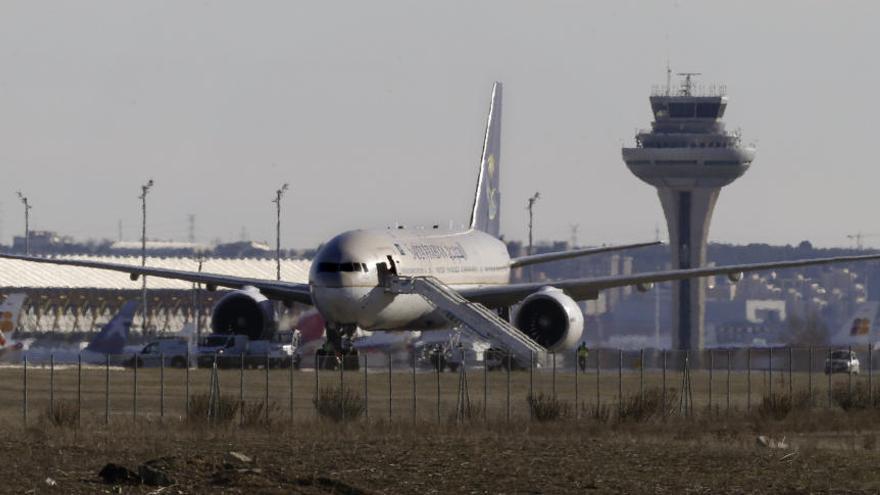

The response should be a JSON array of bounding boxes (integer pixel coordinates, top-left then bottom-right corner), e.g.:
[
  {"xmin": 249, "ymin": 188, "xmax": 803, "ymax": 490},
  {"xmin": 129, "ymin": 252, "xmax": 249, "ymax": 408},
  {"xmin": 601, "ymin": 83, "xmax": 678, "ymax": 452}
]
[
  {"xmin": 105, "ymin": 355, "xmax": 110, "ymax": 425},
  {"xmin": 788, "ymin": 346, "xmax": 794, "ymax": 401},
  {"xmin": 709, "ymin": 349, "xmax": 713, "ymax": 413},
  {"xmin": 340, "ymin": 353, "xmax": 346, "ymax": 423},
  {"xmin": 160, "ymin": 353, "xmax": 165, "ymax": 419},
  {"xmin": 808, "ymin": 346, "xmax": 813, "ymax": 407},
  {"xmin": 437, "ymin": 355, "xmax": 442, "ymax": 424},
  {"xmin": 77, "ymin": 353, "xmax": 82, "ymax": 429},
  {"xmin": 287, "ymin": 354, "xmax": 300, "ymax": 423},
  {"xmin": 617, "ymin": 349, "xmax": 623, "ymax": 416},
  {"xmin": 411, "ymin": 353, "xmax": 416, "ymax": 424},
  {"xmin": 575, "ymin": 348, "xmax": 579, "ymax": 419},
  {"xmin": 848, "ymin": 345, "xmax": 853, "ymax": 402},
  {"xmin": 240, "ymin": 353, "xmax": 245, "ymax": 426},
  {"xmin": 132, "ymin": 352, "xmax": 138, "ymax": 421},
  {"xmin": 661, "ymin": 349, "xmax": 666, "ymax": 417},
  {"xmin": 506, "ymin": 351, "xmax": 511, "ymax": 423},
  {"xmin": 768, "ymin": 347, "xmax": 773, "ymax": 398},
  {"xmin": 265, "ymin": 353, "xmax": 271, "ymax": 424},
  {"xmin": 597, "ymin": 349, "xmax": 602, "ymax": 412},
  {"xmin": 388, "ymin": 351, "xmax": 392, "ymax": 421},
  {"xmin": 483, "ymin": 352, "xmax": 488, "ymax": 423},
  {"xmin": 747, "ymin": 348, "xmax": 751, "ymax": 412},
  {"xmin": 529, "ymin": 351, "xmax": 534, "ymax": 421},
  {"xmin": 869, "ymin": 345, "xmax": 873, "ymax": 408},
  {"xmin": 363, "ymin": 353, "xmax": 368, "ymax": 422},
  {"xmin": 314, "ymin": 353, "xmax": 320, "ymax": 417},
  {"xmin": 22, "ymin": 354, "xmax": 28, "ymax": 427},
  {"xmin": 639, "ymin": 348, "xmax": 644, "ymax": 406},
  {"xmin": 827, "ymin": 348, "xmax": 832, "ymax": 408},
  {"xmin": 185, "ymin": 349, "xmax": 191, "ymax": 418},
  {"xmin": 49, "ymin": 354, "xmax": 55, "ymax": 419},
  {"xmin": 726, "ymin": 349, "xmax": 730, "ymax": 414}
]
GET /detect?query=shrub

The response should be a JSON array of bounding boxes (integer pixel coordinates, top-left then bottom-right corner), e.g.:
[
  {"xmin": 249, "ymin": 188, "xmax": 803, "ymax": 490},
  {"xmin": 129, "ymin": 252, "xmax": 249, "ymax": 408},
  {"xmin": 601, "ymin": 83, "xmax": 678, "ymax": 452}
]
[
  {"xmin": 45, "ymin": 399, "xmax": 79, "ymax": 428},
  {"xmin": 831, "ymin": 382, "xmax": 880, "ymax": 411},
  {"xmin": 758, "ymin": 391, "xmax": 810, "ymax": 421},
  {"xmin": 526, "ymin": 393, "xmax": 571, "ymax": 422},
  {"xmin": 313, "ymin": 387, "xmax": 365, "ymax": 422},
  {"xmin": 240, "ymin": 400, "xmax": 282, "ymax": 427},
  {"xmin": 618, "ymin": 387, "xmax": 678, "ymax": 422},
  {"xmin": 449, "ymin": 401, "xmax": 484, "ymax": 423},
  {"xmin": 188, "ymin": 393, "xmax": 239, "ymax": 424}
]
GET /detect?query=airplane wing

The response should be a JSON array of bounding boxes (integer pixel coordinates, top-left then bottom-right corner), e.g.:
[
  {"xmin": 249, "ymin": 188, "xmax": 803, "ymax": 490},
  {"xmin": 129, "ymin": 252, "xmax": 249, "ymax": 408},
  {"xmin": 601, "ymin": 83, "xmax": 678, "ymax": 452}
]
[
  {"xmin": 509, "ymin": 241, "xmax": 661, "ymax": 268},
  {"xmin": 0, "ymin": 253, "xmax": 312, "ymax": 304},
  {"xmin": 461, "ymin": 253, "xmax": 880, "ymax": 308}
]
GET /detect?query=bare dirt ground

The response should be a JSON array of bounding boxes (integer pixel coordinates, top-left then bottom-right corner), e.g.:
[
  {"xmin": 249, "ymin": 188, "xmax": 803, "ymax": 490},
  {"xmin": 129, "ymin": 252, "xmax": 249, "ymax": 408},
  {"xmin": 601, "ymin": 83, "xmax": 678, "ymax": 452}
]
[
  {"xmin": 4, "ymin": 367, "xmax": 880, "ymax": 493},
  {"xmin": 6, "ymin": 412, "xmax": 880, "ymax": 494}
]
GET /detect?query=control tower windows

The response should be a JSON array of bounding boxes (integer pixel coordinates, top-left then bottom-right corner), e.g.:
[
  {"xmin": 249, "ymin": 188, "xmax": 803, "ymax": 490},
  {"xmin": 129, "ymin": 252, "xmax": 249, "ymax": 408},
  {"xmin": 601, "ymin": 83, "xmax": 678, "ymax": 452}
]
[
  {"xmin": 669, "ymin": 103, "xmax": 695, "ymax": 118},
  {"xmin": 696, "ymin": 102, "xmax": 721, "ymax": 118}
]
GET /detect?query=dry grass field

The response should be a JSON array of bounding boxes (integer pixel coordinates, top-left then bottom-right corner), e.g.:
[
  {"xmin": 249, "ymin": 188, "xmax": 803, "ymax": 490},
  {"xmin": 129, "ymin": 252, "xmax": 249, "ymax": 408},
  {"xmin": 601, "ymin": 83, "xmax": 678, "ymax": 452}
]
[{"xmin": 2, "ymin": 362, "xmax": 880, "ymax": 492}]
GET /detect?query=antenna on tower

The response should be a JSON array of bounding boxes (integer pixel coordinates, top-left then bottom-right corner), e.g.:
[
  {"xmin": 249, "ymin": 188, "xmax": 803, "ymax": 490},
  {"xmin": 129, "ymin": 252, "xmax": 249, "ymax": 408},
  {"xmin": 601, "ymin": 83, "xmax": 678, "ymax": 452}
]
[
  {"xmin": 666, "ymin": 61, "xmax": 672, "ymax": 97},
  {"xmin": 569, "ymin": 224, "xmax": 579, "ymax": 249},
  {"xmin": 676, "ymin": 72, "xmax": 701, "ymax": 96}
]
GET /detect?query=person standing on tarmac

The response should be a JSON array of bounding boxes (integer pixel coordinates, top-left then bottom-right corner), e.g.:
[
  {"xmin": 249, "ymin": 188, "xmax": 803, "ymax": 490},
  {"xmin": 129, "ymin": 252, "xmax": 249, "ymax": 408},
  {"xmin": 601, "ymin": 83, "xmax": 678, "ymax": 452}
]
[{"xmin": 577, "ymin": 341, "xmax": 589, "ymax": 373}]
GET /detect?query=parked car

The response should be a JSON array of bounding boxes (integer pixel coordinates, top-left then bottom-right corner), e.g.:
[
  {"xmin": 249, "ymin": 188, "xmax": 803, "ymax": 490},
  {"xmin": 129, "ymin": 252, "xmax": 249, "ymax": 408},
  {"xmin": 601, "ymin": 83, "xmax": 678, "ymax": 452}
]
[
  {"xmin": 825, "ymin": 349, "xmax": 860, "ymax": 375},
  {"xmin": 125, "ymin": 337, "xmax": 191, "ymax": 368}
]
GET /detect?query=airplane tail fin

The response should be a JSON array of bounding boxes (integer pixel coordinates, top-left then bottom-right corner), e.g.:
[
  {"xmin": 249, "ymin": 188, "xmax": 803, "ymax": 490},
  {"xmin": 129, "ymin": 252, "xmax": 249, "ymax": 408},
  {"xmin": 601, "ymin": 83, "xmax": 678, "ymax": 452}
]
[
  {"xmin": 85, "ymin": 300, "xmax": 138, "ymax": 355},
  {"xmin": 469, "ymin": 81, "xmax": 503, "ymax": 238},
  {"xmin": 0, "ymin": 294, "xmax": 27, "ymax": 347}
]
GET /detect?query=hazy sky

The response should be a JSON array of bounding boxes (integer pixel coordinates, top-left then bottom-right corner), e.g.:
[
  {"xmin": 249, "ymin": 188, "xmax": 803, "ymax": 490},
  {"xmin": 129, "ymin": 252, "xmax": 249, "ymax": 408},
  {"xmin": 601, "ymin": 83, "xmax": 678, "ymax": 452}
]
[{"xmin": 0, "ymin": 1, "xmax": 877, "ymax": 250}]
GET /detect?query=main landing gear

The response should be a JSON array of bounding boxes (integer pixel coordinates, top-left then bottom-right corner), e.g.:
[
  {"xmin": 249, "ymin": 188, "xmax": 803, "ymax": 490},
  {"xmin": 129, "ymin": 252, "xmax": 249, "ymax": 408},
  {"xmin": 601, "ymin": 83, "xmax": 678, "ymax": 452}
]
[{"xmin": 316, "ymin": 323, "xmax": 360, "ymax": 371}]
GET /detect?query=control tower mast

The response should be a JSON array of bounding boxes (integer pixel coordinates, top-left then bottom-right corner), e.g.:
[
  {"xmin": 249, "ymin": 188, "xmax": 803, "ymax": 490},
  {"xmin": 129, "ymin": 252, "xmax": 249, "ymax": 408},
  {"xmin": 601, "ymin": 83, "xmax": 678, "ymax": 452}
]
[{"xmin": 622, "ymin": 73, "xmax": 756, "ymax": 350}]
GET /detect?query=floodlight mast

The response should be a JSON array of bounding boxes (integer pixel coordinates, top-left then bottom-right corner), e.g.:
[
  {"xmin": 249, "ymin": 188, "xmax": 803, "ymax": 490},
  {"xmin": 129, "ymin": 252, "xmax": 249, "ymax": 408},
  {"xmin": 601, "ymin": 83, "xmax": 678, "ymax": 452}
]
[
  {"xmin": 526, "ymin": 192, "xmax": 541, "ymax": 282},
  {"xmin": 15, "ymin": 191, "xmax": 32, "ymax": 255},
  {"xmin": 273, "ymin": 183, "xmax": 290, "ymax": 281},
  {"xmin": 139, "ymin": 179, "xmax": 154, "ymax": 334}
]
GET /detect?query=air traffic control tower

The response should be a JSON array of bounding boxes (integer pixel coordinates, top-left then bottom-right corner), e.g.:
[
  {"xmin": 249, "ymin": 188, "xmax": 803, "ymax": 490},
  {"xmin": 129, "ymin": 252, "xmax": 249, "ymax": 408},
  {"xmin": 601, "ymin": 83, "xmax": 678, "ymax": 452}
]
[{"xmin": 622, "ymin": 73, "xmax": 756, "ymax": 350}]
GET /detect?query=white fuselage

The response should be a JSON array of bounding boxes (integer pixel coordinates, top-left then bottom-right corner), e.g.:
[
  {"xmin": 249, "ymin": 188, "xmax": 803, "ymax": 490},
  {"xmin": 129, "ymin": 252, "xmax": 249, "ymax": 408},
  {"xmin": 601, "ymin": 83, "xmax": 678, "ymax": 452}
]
[{"xmin": 309, "ymin": 229, "xmax": 511, "ymax": 331}]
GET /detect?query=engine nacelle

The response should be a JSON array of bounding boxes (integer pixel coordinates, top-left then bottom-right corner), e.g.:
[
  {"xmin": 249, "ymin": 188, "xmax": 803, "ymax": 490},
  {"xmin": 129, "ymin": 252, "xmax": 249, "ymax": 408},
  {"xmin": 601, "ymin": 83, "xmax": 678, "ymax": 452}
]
[
  {"xmin": 513, "ymin": 287, "xmax": 584, "ymax": 352},
  {"xmin": 211, "ymin": 286, "xmax": 276, "ymax": 340}
]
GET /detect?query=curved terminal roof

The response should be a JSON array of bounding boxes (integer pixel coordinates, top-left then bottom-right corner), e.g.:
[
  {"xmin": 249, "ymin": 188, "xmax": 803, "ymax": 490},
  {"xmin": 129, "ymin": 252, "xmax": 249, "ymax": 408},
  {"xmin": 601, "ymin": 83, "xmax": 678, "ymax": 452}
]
[{"xmin": 0, "ymin": 256, "xmax": 311, "ymax": 290}]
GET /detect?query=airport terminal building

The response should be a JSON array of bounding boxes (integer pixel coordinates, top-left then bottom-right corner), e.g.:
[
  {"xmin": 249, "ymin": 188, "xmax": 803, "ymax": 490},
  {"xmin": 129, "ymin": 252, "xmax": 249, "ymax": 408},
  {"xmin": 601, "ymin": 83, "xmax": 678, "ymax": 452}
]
[{"xmin": 0, "ymin": 256, "xmax": 311, "ymax": 335}]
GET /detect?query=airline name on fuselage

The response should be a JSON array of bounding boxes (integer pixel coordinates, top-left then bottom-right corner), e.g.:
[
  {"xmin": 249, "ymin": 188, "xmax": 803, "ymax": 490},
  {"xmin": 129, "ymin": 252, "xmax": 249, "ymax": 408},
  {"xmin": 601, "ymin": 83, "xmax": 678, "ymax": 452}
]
[{"xmin": 398, "ymin": 241, "xmax": 468, "ymax": 261}]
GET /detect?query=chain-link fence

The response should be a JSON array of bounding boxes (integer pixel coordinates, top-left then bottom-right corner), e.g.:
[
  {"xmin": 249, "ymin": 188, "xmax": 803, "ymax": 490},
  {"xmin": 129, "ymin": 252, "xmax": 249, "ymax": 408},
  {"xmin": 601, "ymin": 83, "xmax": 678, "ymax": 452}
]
[{"xmin": 5, "ymin": 345, "xmax": 877, "ymax": 427}]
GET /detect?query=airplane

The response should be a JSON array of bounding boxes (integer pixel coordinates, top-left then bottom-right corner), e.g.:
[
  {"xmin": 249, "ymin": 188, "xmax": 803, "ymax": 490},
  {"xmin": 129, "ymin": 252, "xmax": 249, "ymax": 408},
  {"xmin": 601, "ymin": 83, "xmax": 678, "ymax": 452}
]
[
  {"xmin": 80, "ymin": 300, "xmax": 140, "ymax": 360},
  {"xmin": 0, "ymin": 293, "xmax": 30, "ymax": 357},
  {"xmin": 3, "ymin": 82, "xmax": 880, "ymax": 356}
]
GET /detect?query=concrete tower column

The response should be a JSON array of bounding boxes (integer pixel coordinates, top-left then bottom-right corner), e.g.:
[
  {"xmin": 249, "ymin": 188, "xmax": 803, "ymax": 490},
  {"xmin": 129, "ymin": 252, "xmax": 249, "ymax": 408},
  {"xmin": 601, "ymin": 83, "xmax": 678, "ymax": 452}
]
[{"xmin": 657, "ymin": 187, "xmax": 720, "ymax": 350}]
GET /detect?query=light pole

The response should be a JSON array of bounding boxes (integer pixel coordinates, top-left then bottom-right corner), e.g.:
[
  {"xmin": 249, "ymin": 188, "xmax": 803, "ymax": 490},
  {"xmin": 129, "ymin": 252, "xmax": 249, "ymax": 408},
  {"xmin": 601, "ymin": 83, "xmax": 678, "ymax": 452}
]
[
  {"xmin": 16, "ymin": 191, "xmax": 32, "ymax": 255},
  {"xmin": 272, "ymin": 183, "xmax": 289, "ymax": 281},
  {"xmin": 139, "ymin": 179, "xmax": 154, "ymax": 334},
  {"xmin": 526, "ymin": 192, "xmax": 540, "ymax": 281}
]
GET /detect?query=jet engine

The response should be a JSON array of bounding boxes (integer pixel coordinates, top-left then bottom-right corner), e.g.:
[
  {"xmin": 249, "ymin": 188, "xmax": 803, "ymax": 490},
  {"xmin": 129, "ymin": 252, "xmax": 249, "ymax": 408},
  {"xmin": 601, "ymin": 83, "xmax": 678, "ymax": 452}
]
[
  {"xmin": 211, "ymin": 286, "xmax": 276, "ymax": 340},
  {"xmin": 513, "ymin": 287, "xmax": 584, "ymax": 351}
]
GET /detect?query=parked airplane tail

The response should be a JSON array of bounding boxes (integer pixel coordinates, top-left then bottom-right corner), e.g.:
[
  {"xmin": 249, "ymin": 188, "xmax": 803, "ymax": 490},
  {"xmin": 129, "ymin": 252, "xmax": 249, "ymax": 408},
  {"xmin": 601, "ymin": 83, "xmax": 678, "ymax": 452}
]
[
  {"xmin": 85, "ymin": 300, "xmax": 139, "ymax": 355},
  {"xmin": 469, "ymin": 81, "xmax": 502, "ymax": 238},
  {"xmin": 0, "ymin": 293, "xmax": 27, "ymax": 347}
]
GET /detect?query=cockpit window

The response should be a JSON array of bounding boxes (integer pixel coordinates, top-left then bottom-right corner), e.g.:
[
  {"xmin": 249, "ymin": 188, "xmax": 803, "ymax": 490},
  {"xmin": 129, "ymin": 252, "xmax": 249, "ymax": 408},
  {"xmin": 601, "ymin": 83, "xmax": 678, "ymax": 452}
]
[
  {"xmin": 318, "ymin": 262, "xmax": 339, "ymax": 273},
  {"xmin": 318, "ymin": 262, "xmax": 367, "ymax": 273}
]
